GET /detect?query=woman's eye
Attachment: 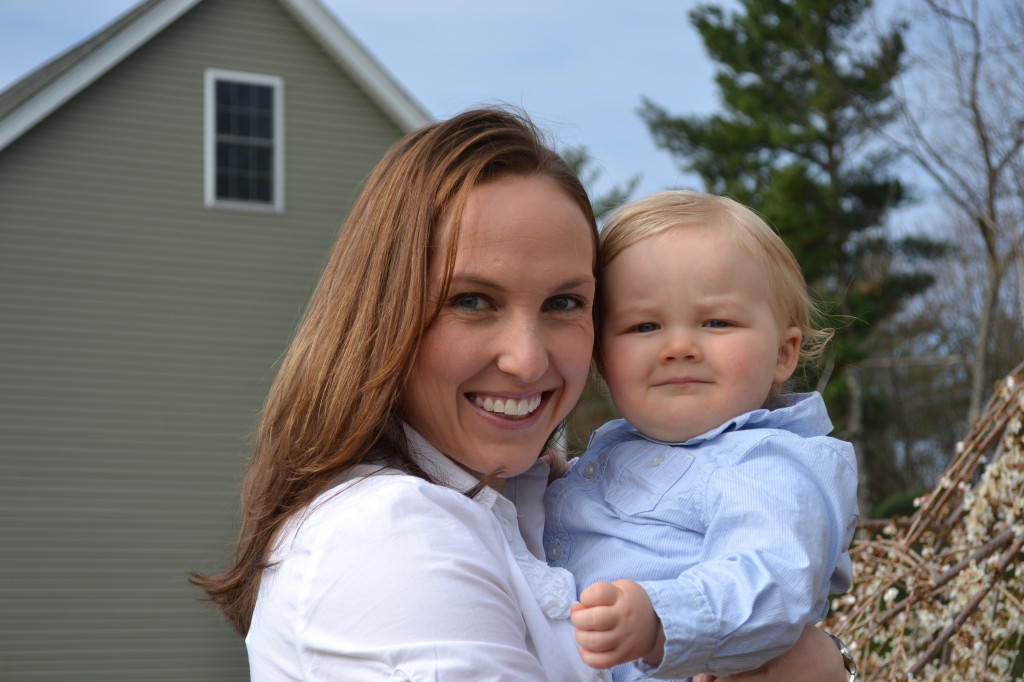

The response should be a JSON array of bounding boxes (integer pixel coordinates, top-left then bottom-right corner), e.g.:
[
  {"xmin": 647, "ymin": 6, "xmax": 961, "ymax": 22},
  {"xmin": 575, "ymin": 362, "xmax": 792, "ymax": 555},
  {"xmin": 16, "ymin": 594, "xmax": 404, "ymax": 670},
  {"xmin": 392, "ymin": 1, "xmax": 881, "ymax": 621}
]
[
  {"xmin": 544, "ymin": 295, "xmax": 584, "ymax": 313},
  {"xmin": 451, "ymin": 293, "xmax": 489, "ymax": 311},
  {"xmin": 634, "ymin": 322, "xmax": 658, "ymax": 333}
]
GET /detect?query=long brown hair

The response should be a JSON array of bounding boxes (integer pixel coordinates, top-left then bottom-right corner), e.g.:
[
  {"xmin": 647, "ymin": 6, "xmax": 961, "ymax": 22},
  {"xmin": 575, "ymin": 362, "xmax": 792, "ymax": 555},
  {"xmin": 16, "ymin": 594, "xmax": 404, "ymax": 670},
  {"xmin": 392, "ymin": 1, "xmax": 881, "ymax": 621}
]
[{"xmin": 191, "ymin": 107, "xmax": 597, "ymax": 635}]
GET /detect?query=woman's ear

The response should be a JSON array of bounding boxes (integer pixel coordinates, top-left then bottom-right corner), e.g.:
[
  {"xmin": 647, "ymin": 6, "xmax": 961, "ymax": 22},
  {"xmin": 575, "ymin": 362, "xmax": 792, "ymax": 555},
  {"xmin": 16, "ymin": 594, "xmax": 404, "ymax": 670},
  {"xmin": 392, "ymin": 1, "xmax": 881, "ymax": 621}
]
[{"xmin": 774, "ymin": 326, "xmax": 802, "ymax": 385}]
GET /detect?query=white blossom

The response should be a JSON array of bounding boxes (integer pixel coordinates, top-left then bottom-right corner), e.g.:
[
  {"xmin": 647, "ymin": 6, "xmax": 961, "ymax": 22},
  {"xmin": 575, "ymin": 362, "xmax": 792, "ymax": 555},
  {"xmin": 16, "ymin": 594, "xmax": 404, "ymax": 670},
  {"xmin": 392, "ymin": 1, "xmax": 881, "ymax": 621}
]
[{"xmin": 822, "ymin": 363, "xmax": 1024, "ymax": 680}]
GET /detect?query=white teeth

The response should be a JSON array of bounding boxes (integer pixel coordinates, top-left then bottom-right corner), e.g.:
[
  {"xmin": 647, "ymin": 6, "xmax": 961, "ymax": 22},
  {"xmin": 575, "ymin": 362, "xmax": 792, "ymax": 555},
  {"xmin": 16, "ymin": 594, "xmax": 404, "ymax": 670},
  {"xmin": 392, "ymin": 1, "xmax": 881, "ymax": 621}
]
[{"xmin": 472, "ymin": 394, "xmax": 542, "ymax": 418}]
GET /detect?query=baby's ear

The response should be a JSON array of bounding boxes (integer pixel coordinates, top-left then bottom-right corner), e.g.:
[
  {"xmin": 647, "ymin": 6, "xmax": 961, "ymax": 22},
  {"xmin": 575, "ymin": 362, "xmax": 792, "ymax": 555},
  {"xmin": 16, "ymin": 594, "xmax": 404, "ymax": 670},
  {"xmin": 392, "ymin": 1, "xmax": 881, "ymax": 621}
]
[{"xmin": 774, "ymin": 327, "xmax": 802, "ymax": 384}]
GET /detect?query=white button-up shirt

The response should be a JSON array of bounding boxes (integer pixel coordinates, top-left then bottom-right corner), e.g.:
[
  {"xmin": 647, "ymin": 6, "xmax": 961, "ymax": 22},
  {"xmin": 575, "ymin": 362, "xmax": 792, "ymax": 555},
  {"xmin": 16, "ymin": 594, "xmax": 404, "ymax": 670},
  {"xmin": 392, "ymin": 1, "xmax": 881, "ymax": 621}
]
[{"xmin": 247, "ymin": 426, "xmax": 608, "ymax": 681}]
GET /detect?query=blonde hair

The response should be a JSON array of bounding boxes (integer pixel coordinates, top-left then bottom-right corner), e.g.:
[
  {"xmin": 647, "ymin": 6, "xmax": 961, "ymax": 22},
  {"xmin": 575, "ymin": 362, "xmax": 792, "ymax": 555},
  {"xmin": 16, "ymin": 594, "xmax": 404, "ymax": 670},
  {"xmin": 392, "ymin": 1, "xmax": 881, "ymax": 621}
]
[
  {"xmin": 599, "ymin": 190, "xmax": 832, "ymax": 371},
  {"xmin": 192, "ymin": 108, "xmax": 597, "ymax": 635}
]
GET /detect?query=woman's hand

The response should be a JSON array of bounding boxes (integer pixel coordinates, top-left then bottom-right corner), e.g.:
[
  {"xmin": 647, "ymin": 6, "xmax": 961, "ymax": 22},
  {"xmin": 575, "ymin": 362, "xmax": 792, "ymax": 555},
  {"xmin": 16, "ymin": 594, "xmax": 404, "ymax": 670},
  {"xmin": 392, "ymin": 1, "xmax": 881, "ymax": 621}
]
[{"xmin": 693, "ymin": 627, "xmax": 846, "ymax": 682}]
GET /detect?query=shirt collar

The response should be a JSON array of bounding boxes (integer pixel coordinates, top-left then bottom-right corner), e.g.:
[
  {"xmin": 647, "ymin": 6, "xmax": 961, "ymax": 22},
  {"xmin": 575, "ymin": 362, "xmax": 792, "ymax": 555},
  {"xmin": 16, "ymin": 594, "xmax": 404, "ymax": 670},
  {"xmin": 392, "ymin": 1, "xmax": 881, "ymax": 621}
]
[
  {"xmin": 593, "ymin": 391, "xmax": 833, "ymax": 448},
  {"xmin": 401, "ymin": 422, "xmax": 502, "ymax": 509},
  {"xmin": 400, "ymin": 423, "xmax": 575, "ymax": 620}
]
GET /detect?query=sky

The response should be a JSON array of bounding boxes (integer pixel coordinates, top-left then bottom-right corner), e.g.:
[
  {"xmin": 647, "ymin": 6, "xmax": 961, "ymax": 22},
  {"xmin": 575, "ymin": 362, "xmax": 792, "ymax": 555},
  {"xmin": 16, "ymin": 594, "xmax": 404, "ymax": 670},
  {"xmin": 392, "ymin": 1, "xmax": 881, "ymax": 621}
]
[{"xmin": 0, "ymin": 0, "xmax": 725, "ymax": 200}]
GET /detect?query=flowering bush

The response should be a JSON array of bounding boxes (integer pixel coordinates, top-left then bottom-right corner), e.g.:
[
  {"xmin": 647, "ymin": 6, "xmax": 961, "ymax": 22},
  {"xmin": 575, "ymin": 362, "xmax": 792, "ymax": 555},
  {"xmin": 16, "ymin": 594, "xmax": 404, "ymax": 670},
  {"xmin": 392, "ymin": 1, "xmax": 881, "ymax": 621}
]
[{"xmin": 824, "ymin": 361, "xmax": 1024, "ymax": 680}]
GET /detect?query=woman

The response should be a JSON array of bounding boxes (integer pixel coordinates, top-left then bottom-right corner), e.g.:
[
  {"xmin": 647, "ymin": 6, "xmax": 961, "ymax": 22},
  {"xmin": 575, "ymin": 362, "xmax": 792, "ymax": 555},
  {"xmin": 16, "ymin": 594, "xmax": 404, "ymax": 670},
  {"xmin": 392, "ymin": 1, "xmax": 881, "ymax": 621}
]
[{"xmin": 193, "ymin": 108, "xmax": 848, "ymax": 681}]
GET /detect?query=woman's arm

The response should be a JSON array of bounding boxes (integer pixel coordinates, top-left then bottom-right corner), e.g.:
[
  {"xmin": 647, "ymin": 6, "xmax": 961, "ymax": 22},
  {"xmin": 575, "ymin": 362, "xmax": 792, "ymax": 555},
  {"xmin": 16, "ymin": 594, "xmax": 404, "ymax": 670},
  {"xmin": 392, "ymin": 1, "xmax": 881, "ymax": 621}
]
[{"xmin": 694, "ymin": 627, "xmax": 848, "ymax": 682}]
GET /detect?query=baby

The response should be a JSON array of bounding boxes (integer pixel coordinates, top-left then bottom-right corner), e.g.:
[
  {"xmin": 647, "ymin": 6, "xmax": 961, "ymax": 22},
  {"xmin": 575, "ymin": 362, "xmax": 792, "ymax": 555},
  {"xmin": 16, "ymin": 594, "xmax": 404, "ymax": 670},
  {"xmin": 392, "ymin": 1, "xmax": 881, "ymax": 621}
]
[{"xmin": 544, "ymin": 190, "xmax": 858, "ymax": 681}]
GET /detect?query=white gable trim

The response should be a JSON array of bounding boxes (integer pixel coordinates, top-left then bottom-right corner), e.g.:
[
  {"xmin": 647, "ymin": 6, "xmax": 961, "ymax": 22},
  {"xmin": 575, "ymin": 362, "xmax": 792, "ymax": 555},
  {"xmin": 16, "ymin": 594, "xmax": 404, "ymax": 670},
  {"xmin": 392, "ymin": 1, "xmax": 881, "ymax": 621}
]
[
  {"xmin": 0, "ymin": 0, "xmax": 431, "ymax": 153},
  {"xmin": 0, "ymin": 0, "xmax": 201, "ymax": 153},
  {"xmin": 279, "ymin": 0, "xmax": 431, "ymax": 132}
]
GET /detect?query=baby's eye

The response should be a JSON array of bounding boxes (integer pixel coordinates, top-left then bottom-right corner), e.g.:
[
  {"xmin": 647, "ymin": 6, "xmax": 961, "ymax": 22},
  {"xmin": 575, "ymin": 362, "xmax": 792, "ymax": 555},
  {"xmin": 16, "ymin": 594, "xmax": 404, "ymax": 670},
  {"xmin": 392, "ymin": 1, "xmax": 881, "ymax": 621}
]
[
  {"xmin": 544, "ymin": 295, "xmax": 585, "ymax": 313},
  {"xmin": 633, "ymin": 322, "xmax": 659, "ymax": 333},
  {"xmin": 704, "ymin": 319, "xmax": 730, "ymax": 329},
  {"xmin": 451, "ymin": 293, "xmax": 491, "ymax": 312}
]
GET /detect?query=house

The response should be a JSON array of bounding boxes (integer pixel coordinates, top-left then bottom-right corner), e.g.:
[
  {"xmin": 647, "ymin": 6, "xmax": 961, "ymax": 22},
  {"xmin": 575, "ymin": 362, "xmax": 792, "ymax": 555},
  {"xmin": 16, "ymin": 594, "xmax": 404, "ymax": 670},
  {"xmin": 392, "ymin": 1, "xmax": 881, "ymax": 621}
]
[{"xmin": 0, "ymin": 0, "xmax": 430, "ymax": 678}]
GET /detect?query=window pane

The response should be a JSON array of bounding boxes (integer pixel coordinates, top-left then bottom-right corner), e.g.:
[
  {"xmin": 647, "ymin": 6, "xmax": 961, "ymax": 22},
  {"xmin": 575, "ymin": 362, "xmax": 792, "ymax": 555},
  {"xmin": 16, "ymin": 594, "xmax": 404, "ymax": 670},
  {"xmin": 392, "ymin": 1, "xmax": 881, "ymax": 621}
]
[
  {"xmin": 256, "ymin": 176, "xmax": 271, "ymax": 202},
  {"xmin": 256, "ymin": 148, "xmax": 271, "ymax": 173},
  {"xmin": 216, "ymin": 142, "xmax": 230, "ymax": 172},
  {"xmin": 257, "ymin": 86, "xmax": 271, "ymax": 110},
  {"xmin": 216, "ymin": 81, "xmax": 230, "ymax": 108},
  {"xmin": 213, "ymin": 79, "xmax": 277, "ymax": 204},
  {"xmin": 238, "ymin": 146, "xmax": 251, "ymax": 172},
  {"xmin": 256, "ymin": 112, "xmax": 271, "ymax": 139}
]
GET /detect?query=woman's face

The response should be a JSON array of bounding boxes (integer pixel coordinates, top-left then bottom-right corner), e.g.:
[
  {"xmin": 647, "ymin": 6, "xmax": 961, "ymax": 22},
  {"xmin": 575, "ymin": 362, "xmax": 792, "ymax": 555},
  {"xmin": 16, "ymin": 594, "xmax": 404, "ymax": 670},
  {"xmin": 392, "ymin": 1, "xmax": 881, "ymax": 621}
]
[{"xmin": 403, "ymin": 174, "xmax": 596, "ymax": 489}]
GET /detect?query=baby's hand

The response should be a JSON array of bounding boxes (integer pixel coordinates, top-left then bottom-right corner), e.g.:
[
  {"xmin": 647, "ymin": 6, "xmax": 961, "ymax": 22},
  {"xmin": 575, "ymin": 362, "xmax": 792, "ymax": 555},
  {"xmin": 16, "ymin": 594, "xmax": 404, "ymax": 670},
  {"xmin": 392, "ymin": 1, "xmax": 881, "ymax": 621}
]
[{"xmin": 570, "ymin": 579, "xmax": 664, "ymax": 669}]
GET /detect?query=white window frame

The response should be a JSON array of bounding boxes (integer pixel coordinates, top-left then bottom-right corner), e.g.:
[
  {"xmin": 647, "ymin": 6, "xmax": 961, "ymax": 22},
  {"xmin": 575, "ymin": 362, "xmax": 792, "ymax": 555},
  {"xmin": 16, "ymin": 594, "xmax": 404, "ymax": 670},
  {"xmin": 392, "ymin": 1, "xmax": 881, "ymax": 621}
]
[{"xmin": 204, "ymin": 68, "xmax": 285, "ymax": 213}]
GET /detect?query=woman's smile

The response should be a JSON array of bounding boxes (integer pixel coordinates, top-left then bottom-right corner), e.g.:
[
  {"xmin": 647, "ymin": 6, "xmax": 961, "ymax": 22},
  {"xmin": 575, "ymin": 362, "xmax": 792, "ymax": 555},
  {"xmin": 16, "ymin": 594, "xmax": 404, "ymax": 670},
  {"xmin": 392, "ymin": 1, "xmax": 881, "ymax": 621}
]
[{"xmin": 470, "ymin": 392, "xmax": 545, "ymax": 418}]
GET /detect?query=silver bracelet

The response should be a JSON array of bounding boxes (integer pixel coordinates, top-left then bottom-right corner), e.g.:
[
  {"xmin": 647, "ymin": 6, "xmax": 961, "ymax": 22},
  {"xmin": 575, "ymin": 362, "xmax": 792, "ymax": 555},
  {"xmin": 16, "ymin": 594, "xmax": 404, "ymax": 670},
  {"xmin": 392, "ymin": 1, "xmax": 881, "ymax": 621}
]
[{"xmin": 827, "ymin": 633, "xmax": 858, "ymax": 682}]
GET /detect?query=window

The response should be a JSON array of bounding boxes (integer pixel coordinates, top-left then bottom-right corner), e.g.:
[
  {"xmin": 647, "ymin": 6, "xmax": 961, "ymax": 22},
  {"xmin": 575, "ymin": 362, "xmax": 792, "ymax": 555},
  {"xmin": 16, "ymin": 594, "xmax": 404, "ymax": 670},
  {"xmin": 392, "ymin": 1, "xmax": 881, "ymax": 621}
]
[{"xmin": 204, "ymin": 69, "xmax": 284, "ymax": 211}]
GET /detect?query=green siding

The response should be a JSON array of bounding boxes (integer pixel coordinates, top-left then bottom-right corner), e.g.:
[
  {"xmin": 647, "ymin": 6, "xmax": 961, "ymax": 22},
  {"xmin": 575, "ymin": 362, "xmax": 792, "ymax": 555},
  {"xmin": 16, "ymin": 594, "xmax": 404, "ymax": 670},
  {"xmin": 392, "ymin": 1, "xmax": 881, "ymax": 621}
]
[{"xmin": 0, "ymin": 0, "xmax": 408, "ymax": 679}]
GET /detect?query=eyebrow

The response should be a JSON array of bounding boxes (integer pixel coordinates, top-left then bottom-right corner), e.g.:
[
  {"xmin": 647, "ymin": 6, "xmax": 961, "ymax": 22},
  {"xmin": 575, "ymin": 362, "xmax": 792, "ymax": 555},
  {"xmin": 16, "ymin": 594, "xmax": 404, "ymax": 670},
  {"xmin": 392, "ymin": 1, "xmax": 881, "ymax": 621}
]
[{"xmin": 452, "ymin": 274, "xmax": 595, "ymax": 291}]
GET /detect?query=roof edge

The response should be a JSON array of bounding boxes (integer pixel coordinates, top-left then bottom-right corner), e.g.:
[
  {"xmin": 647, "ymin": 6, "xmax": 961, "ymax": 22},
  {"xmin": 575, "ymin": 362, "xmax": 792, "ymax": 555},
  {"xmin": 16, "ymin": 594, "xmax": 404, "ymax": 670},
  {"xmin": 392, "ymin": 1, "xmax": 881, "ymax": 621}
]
[
  {"xmin": 0, "ymin": 0, "xmax": 432, "ymax": 153},
  {"xmin": 0, "ymin": 0, "xmax": 201, "ymax": 153},
  {"xmin": 279, "ymin": 0, "xmax": 431, "ymax": 133}
]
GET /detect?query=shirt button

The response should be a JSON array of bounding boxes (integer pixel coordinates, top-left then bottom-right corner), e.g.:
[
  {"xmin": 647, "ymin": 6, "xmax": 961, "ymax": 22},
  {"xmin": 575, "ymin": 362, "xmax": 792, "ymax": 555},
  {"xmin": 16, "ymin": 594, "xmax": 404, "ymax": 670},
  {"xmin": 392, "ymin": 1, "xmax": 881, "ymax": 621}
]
[
  {"xmin": 649, "ymin": 453, "xmax": 664, "ymax": 467},
  {"xmin": 582, "ymin": 463, "xmax": 598, "ymax": 479},
  {"xmin": 548, "ymin": 540, "xmax": 562, "ymax": 560}
]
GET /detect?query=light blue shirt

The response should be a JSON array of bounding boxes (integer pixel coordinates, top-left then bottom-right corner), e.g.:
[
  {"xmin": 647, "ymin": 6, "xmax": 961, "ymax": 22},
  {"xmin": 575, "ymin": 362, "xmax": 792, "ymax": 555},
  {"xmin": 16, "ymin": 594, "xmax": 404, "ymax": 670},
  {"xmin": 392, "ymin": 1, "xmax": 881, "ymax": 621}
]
[{"xmin": 544, "ymin": 392, "xmax": 858, "ymax": 680}]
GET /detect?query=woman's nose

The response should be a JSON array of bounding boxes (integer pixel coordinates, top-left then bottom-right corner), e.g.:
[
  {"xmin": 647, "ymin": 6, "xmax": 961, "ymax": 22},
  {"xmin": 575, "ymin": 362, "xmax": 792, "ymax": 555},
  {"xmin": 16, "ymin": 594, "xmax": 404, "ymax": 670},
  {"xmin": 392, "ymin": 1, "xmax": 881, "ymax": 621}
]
[{"xmin": 495, "ymin": 319, "xmax": 549, "ymax": 382}]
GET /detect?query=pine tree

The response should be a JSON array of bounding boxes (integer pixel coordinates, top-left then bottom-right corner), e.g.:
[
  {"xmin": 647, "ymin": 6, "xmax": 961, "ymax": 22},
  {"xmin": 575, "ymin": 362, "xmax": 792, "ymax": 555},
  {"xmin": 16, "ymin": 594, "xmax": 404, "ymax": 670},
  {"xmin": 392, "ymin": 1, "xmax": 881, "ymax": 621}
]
[{"xmin": 640, "ymin": 0, "xmax": 946, "ymax": 508}]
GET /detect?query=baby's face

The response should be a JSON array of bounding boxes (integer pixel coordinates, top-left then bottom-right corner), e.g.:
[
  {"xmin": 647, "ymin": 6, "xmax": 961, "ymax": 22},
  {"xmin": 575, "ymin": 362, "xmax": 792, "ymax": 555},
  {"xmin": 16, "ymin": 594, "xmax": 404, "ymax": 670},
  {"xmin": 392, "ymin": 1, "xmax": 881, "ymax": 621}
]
[{"xmin": 598, "ymin": 225, "xmax": 800, "ymax": 443}]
